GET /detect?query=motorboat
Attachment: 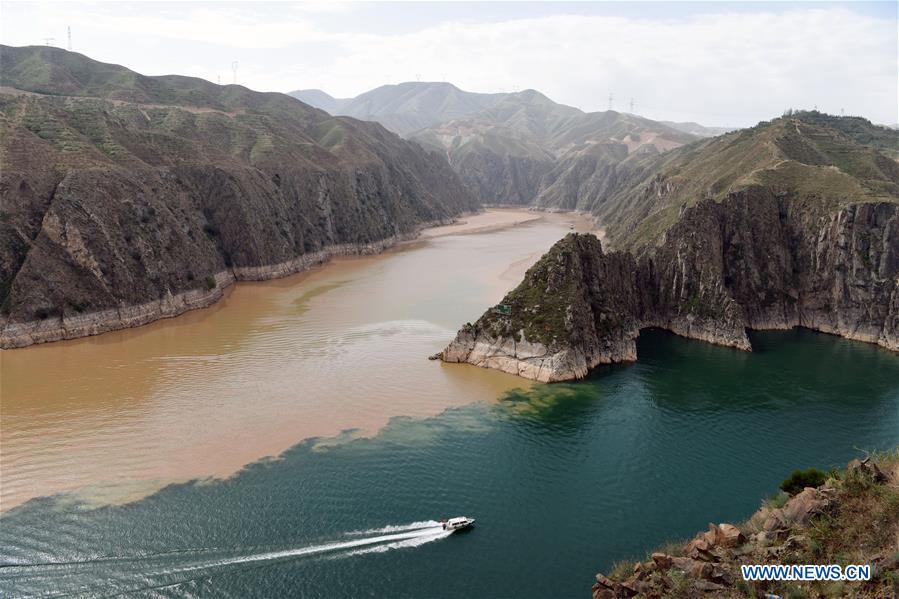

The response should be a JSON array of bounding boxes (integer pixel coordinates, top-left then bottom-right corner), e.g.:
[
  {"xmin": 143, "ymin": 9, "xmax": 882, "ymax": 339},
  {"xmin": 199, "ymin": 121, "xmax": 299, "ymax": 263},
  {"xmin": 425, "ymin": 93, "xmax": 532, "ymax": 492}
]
[{"xmin": 440, "ymin": 516, "xmax": 475, "ymax": 531}]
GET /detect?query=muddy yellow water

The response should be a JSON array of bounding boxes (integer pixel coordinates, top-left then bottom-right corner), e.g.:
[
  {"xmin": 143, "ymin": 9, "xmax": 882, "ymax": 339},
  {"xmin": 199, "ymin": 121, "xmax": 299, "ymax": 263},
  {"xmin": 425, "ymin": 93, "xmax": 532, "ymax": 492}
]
[{"xmin": 0, "ymin": 210, "xmax": 591, "ymax": 511}]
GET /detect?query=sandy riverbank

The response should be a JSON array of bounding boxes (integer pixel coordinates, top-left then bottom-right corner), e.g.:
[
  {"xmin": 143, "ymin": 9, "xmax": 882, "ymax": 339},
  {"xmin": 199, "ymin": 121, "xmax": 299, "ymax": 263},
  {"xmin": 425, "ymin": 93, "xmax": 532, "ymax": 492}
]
[{"xmin": 420, "ymin": 208, "xmax": 542, "ymax": 238}]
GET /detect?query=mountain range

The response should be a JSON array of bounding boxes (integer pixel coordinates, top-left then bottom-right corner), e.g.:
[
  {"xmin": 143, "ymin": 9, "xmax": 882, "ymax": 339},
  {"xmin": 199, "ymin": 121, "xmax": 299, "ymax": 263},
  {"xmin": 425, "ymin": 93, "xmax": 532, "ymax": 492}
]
[
  {"xmin": 6, "ymin": 46, "xmax": 896, "ymax": 358},
  {"xmin": 0, "ymin": 46, "xmax": 477, "ymax": 348},
  {"xmin": 291, "ymin": 83, "xmax": 705, "ymax": 206}
]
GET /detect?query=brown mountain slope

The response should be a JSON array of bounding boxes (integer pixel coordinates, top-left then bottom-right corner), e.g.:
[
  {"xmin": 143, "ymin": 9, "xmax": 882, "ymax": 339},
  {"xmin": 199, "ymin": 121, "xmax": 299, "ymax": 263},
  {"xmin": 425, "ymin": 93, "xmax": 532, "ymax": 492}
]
[{"xmin": 0, "ymin": 46, "xmax": 478, "ymax": 348}]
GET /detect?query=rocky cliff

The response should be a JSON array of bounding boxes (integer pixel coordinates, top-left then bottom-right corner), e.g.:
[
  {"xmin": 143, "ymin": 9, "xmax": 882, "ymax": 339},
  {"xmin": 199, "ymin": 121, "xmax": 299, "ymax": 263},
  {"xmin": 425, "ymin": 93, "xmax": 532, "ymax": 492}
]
[
  {"xmin": 0, "ymin": 46, "xmax": 478, "ymax": 348},
  {"xmin": 439, "ymin": 116, "xmax": 899, "ymax": 381}
]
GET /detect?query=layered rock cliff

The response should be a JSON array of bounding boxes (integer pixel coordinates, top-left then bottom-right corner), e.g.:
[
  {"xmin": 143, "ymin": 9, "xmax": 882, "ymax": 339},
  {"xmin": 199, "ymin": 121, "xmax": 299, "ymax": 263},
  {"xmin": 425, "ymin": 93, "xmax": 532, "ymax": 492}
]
[
  {"xmin": 439, "ymin": 132, "xmax": 899, "ymax": 381},
  {"xmin": 0, "ymin": 46, "xmax": 478, "ymax": 348}
]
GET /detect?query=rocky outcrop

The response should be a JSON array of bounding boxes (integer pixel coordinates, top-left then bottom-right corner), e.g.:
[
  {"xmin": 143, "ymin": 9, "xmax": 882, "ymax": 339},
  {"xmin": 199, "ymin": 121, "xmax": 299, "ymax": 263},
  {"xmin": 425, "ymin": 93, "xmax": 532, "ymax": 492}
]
[
  {"xmin": 440, "ymin": 188, "xmax": 899, "ymax": 381},
  {"xmin": 592, "ymin": 454, "xmax": 899, "ymax": 598}
]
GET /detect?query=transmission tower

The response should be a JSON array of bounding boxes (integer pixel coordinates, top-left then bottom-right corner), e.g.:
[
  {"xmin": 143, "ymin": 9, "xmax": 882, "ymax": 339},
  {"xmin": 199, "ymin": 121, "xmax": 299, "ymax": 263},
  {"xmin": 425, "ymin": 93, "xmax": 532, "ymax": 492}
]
[
  {"xmin": 231, "ymin": 61, "xmax": 239, "ymax": 85},
  {"xmin": 629, "ymin": 98, "xmax": 634, "ymax": 113},
  {"xmin": 43, "ymin": 37, "xmax": 55, "ymax": 46},
  {"xmin": 608, "ymin": 92, "xmax": 613, "ymax": 111},
  {"xmin": 67, "ymin": 26, "xmax": 72, "ymax": 51}
]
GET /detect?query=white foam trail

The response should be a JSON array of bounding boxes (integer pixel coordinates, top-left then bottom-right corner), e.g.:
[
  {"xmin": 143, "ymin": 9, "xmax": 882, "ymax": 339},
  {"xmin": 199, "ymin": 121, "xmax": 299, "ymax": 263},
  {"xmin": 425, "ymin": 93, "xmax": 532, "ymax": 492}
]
[
  {"xmin": 165, "ymin": 523, "xmax": 449, "ymax": 575},
  {"xmin": 345, "ymin": 520, "xmax": 440, "ymax": 535},
  {"xmin": 345, "ymin": 530, "xmax": 453, "ymax": 556}
]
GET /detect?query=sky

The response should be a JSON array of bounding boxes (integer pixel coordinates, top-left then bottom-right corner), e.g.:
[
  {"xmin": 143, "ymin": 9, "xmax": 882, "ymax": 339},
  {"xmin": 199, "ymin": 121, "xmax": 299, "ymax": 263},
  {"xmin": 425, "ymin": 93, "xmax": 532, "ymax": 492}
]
[{"xmin": 0, "ymin": 1, "xmax": 896, "ymax": 127}]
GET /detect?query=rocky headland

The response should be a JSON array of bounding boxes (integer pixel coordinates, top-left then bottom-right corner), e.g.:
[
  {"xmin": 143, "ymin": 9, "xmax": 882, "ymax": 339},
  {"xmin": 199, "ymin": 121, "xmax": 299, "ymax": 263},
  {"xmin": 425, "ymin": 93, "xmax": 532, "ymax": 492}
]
[{"xmin": 439, "ymin": 114, "xmax": 899, "ymax": 381}]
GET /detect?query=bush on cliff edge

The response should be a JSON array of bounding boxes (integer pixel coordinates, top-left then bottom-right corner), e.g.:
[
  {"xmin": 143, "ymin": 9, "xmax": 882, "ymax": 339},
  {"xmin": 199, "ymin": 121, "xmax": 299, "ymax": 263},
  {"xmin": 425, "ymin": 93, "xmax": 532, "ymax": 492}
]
[{"xmin": 780, "ymin": 467, "xmax": 827, "ymax": 496}]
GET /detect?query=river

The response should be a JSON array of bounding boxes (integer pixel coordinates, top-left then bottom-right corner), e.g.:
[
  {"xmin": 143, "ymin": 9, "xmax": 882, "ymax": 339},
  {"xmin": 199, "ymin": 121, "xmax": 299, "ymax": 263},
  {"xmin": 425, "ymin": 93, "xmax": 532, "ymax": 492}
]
[{"xmin": 1, "ymin": 210, "xmax": 897, "ymax": 598}]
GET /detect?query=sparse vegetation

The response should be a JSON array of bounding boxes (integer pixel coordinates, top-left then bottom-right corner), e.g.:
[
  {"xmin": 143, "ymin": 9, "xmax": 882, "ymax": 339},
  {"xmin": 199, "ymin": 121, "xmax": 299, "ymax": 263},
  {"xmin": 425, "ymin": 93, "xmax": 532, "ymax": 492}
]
[{"xmin": 596, "ymin": 451, "xmax": 899, "ymax": 599}]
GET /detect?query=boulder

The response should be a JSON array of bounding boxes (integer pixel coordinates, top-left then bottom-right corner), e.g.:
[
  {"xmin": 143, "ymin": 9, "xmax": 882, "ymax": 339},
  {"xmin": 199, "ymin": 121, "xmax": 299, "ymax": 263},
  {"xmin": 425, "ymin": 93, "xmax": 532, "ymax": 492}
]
[
  {"xmin": 716, "ymin": 523, "xmax": 745, "ymax": 547},
  {"xmin": 632, "ymin": 561, "xmax": 648, "ymax": 579},
  {"xmin": 688, "ymin": 536, "xmax": 712, "ymax": 553},
  {"xmin": 671, "ymin": 556, "xmax": 699, "ymax": 572},
  {"xmin": 592, "ymin": 586, "xmax": 615, "ymax": 599},
  {"xmin": 651, "ymin": 552, "xmax": 672, "ymax": 570},
  {"xmin": 594, "ymin": 574, "xmax": 616, "ymax": 590},
  {"xmin": 690, "ymin": 561, "xmax": 714, "ymax": 579},
  {"xmin": 701, "ymin": 523, "xmax": 720, "ymax": 545},
  {"xmin": 782, "ymin": 487, "xmax": 828, "ymax": 526}
]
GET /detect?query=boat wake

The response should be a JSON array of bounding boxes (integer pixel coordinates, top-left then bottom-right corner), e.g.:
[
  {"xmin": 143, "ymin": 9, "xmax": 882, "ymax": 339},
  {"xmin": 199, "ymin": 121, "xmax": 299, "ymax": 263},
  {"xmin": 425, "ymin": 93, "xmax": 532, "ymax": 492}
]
[
  {"xmin": 1, "ymin": 521, "xmax": 457, "ymax": 596},
  {"xmin": 345, "ymin": 529, "xmax": 453, "ymax": 556},
  {"xmin": 173, "ymin": 522, "xmax": 451, "ymax": 572},
  {"xmin": 345, "ymin": 520, "xmax": 440, "ymax": 535}
]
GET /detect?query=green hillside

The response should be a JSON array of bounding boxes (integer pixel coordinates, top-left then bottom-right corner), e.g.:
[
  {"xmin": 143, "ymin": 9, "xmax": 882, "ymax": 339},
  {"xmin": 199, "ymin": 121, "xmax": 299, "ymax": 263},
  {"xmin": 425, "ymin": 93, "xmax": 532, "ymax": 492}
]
[{"xmin": 594, "ymin": 113, "xmax": 899, "ymax": 251}]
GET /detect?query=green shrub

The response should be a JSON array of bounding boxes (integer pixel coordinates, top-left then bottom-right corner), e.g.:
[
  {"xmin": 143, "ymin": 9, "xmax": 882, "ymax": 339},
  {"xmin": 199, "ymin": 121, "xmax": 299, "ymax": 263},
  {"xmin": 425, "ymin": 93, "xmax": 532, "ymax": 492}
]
[
  {"xmin": 780, "ymin": 468, "xmax": 827, "ymax": 495},
  {"xmin": 767, "ymin": 492, "xmax": 790, "ymax": 509},
  {"xmin": 204, "ymin": 275, "xmax": 217, "ymax": 290}
]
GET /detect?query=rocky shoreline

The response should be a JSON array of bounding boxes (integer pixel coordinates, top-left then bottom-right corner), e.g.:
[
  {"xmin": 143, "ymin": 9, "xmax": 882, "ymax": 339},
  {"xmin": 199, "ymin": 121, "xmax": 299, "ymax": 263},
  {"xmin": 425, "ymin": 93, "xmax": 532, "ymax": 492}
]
[
  {"xmin": 439, "ymin": 193, "xmax": 899, "ymax": 382},
  {"xmin": 0, "ymin": 226, "xmax": 444, "ymax": 349},
  {"xmin": 592, "ymin": 455, "xmax": 899, "ymax": 598}
]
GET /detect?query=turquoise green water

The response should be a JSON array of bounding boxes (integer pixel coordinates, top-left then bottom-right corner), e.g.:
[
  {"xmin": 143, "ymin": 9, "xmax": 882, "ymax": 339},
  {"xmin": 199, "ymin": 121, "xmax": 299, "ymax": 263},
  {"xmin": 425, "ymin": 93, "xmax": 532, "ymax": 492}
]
[{"xmin": 2, "ymin": 329, "xmax": 898, "ymax": 597}]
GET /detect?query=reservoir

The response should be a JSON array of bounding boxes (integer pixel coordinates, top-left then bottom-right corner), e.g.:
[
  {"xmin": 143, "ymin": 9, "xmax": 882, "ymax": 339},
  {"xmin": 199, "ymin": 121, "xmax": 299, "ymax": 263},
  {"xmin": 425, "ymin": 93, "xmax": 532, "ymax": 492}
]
[{"xmin": 1, "ymin": 210, "xmax": 897, "ymax": 597}]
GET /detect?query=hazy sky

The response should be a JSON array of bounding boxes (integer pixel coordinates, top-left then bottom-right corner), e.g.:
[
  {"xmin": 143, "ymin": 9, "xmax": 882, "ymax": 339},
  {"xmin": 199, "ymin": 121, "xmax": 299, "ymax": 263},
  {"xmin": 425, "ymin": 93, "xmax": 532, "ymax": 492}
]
[{"xmin": 1, "ymin": 1, "xmax": 896, "ymax": 126}]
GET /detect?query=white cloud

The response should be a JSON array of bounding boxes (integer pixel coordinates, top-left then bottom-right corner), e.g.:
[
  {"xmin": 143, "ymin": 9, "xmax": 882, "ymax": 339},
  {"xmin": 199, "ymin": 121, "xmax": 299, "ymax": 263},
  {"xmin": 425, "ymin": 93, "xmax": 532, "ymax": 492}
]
[
  {"xmin": 289, "ymin": 8, "xmax": 896, "ymax": 126},
  {"xmin": 1, "ymin": 3, "xmax": 895, "ymax": 126}
]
